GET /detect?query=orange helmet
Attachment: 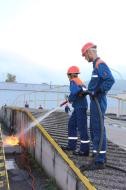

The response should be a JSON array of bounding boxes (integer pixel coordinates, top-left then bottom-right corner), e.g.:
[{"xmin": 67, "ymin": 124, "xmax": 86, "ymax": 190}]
[
  {"xmin": 81, "ymin": 42, "xmax": 96, "ymax": 56},
  {"xmin": 67, "ymin": 66, "xmax": 80, "ymax": 74}
]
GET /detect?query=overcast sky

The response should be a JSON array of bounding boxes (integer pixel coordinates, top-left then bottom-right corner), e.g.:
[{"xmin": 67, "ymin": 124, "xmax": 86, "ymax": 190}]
[{"xmin": 0, "ymin": 0, "xmax": 126, "ymax": 84}]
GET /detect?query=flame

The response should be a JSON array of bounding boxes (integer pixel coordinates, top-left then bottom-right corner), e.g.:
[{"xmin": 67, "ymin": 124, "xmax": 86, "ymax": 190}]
[{"xmin": 4, "ymin": 135, "xmax": 19, "ymax": 146}]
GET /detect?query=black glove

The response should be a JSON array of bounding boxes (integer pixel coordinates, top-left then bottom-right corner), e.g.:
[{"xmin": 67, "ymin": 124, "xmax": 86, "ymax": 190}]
[
  {"xmin": 88, "ymin": 91, "xmax": 96, "ymax": 98},
  {"xmin": 79, "ymin": 90, "xmax": 90, "ymax": 96},
  {"xmin": 83, "ymin": 90, "xmax": 90, "ymax": 96},
  {"xmin": 88, "ymin": 90, "xmax": 101, "ymax": 98}
]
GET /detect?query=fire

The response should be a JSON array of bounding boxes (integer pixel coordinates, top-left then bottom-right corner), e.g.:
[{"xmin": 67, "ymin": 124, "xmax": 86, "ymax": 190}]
[{"xmin": 4, "ymin": 135, "xmax": 19, "ymax": 146}]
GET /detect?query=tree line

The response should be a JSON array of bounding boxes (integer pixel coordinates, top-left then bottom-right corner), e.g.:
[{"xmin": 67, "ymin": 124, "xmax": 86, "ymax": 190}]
[{"xmin": 5, "ymin": 73, "xmax": 16, "ymax": 82}]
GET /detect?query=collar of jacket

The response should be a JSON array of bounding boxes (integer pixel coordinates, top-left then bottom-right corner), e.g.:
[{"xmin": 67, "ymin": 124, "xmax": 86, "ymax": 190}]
[{"xmin": 70, "ymin": 77, "xmax": 84, "ymax": 85}]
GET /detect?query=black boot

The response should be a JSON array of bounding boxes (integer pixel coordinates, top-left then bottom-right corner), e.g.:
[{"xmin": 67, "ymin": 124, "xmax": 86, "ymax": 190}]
[
  {"xmin": 61, "ymin": 145, "xmax": 74, "ymax": 151},
  {"xmin": 82, "ymin": 162, "xmax": 106, "ymax": 171},
  {"xmin": 73, "ymin": 150, "xmax": 89, "ymax": 156}
]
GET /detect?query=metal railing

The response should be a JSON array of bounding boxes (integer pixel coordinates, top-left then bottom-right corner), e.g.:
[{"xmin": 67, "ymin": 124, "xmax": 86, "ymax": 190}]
[{"xmin": 0, "ymin": 85, "xmax": 126, "ymax": 117}]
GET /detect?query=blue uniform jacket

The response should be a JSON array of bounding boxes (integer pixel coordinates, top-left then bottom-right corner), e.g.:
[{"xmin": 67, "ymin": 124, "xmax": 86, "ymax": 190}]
[
  {"xmin": 68, "ymin": 77, "xmax": 88, "ymax": 109},
  {"xmin": 88, "ymin": 57, "xmax": 115, "ymax": 94}
]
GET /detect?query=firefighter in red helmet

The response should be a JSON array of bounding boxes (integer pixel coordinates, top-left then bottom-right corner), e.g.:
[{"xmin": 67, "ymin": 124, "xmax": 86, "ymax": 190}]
[
  {"xmin": 61, "ymin": 66, "xmax": 90, "ymax": 156},
  {"xmin": 81, "ymin": 42, "xmax": 97, "ymax": 57},
  {"xmin": 81, "ymin": 42, "xmax": 115, "ymax": 170}
]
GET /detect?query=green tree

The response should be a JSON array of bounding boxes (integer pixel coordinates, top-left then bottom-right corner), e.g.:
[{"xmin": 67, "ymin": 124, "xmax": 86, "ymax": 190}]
[{"xmin": 5, "ymin": 73, "xmax": 16, "ymax": 82}]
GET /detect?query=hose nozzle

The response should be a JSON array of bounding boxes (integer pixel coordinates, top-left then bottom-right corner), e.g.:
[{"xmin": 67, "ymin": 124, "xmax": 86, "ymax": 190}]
[{"xmin": 60, "ymin": 100, "xmax": 68, "ymax": 107}]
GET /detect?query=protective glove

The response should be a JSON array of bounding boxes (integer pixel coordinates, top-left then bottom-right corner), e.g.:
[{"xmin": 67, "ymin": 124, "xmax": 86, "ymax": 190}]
[
  {"xmin": 80, "ymin": 89, "xmax": 90, "ymax": 96},
  {"xmin": 88, "ymin": 89, "xmax": 101, "ymax": 98},
  {"xmin": 88, "ymin": 91, "xmax": 96, "ymax": 98},
  {"xmin": 83, "ymin": 90, "xmax": 90, "ymax": 96}
]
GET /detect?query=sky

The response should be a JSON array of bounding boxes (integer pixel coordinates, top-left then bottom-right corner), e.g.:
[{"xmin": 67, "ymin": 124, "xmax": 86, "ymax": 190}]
[{"xmin": 0, "ymin": 0, "xmax": 126, "ymax": 85}]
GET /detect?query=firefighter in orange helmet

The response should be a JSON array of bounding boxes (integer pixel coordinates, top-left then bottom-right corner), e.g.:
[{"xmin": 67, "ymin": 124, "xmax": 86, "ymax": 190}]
[
  {"xmin": 81, "ymin": 42, "xmax": 115, "ymax": 169},
  {"xmin": 61, "ymin": 66, "xmax": 90, "ymax": 156}
]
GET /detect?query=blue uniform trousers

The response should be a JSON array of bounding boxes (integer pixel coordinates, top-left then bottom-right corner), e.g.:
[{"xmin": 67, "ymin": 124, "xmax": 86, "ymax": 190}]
[
  {"xmin": 90, "ymin": 94, "xmax": 107, "ymax": 163},
  {"xmin": 68, "ymin": 108, "xmax": 89, "ymax": 152}
]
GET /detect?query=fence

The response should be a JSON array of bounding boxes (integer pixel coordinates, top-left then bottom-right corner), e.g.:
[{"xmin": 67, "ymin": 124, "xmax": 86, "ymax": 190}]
[
  {"xmin": 107, "ymin": 93, "xmax": 126, "ymax": 117},
  {"xmin": 0, "ymin": 84, "xmax": 126, "ymax": 117},
  {"xmin": 0, "ymin": 84, "xmax": 69, "ymax": 109}
]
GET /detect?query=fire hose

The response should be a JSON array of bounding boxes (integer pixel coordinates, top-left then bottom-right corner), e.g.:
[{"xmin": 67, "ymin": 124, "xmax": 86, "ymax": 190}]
[{"xmin": 60, "ymin": 100, "xmax": 68, "ymax": 107}]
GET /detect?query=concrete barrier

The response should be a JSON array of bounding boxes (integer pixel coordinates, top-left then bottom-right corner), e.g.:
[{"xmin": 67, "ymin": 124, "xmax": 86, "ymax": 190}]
[{"xmin": 1, "ymin": 107, "xmax": 96, "ymax": 190}]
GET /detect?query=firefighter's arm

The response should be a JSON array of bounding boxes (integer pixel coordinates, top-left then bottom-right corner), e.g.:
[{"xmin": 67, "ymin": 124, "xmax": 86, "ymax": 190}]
[{"xmin": 97, "ymin": 63, "xmax": 115, "ymax": 92}]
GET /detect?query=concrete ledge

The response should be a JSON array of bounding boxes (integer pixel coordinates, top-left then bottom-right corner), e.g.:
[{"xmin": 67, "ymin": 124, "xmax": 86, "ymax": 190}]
[{"xmin": 2, "ymin": 107, "xmax": 96, "ymax": 190}]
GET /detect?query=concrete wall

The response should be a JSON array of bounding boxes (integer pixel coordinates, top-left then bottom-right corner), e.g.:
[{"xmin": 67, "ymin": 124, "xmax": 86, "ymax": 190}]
[{"xmin": 1, "ymin": 107, "xmax": 95, "ymax": 190}]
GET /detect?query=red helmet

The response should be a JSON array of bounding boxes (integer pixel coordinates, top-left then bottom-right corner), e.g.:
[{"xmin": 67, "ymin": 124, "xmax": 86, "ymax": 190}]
[
  {"xmin": 67, "ymin": 66, "xmax": 80, "ymax": 74},
  {"xmin": 81, "ymin": 42, "xmax": 96, "ymax": 56}
]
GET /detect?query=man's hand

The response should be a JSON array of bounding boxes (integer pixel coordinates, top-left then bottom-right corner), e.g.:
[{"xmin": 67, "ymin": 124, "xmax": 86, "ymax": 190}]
[
  {"xmin": 83, "ymin": 90, "xmax": 90, "ymax": 96},
  {"xmin": 88, "ymin": 89, "xmax": 101, "ymax": 98},
  {"xmin": 79, "ymin": 90, "xmax": 90, "ymax": 96}
]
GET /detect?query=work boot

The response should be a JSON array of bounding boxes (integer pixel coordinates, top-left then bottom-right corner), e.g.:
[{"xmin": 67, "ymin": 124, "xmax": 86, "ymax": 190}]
[
  {"xmin": 61, "ymin": 145, "xmax": 74, "ymax": 151},
  {"xmin": 85, "ymin": 162, "xmax": 106, "ymax": 170},
  {"xmin": 73, "ymin": 150, "xmax": 89, "ymax": 156},
  {"xmin": 91, "ymin": 153, "xmax": 107, "ymax": 163}
]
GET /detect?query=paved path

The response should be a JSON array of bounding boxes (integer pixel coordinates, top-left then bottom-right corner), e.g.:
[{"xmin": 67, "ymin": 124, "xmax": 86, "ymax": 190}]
[{"xmin": 105, "ymin": 118, "xmax": 126, "ymax": 149}]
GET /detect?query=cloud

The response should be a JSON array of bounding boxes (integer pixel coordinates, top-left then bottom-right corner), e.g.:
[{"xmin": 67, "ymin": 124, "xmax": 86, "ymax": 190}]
[
  {"xmin": 0, "ymin": 0, "xmax": 126, "ymax": 84},
  {"xmin": 0, "ymin": 51, "xmax": 70, "ymax": 84}
]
